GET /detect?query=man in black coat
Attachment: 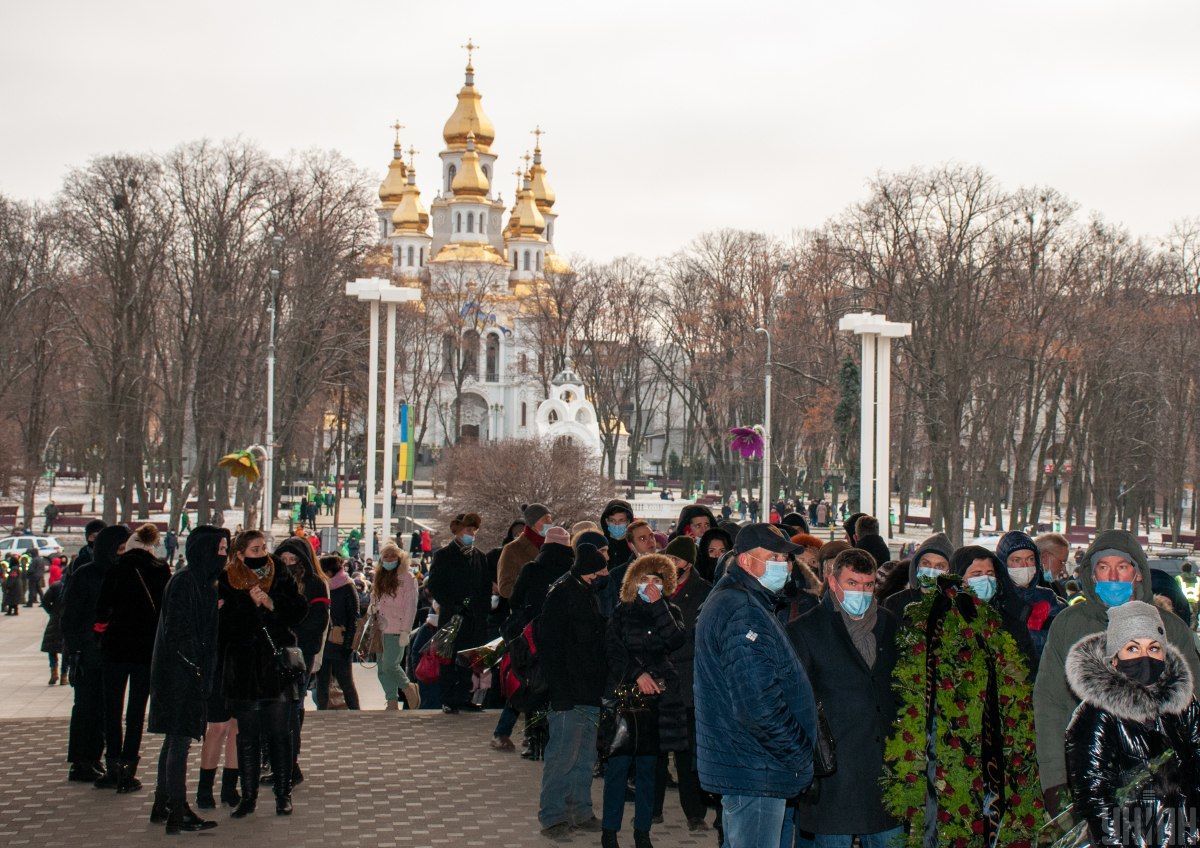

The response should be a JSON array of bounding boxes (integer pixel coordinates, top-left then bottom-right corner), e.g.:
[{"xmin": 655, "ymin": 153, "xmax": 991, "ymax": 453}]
[
  {"xmin": 536, "ymin": 544, "xmax": 610, "ymax": 840},
  {"xmin": 61, "ymin": 524, "xmax": 129, "ymax": 784},
  {"xmin": 660, "ymin": 536, "xmax": 712, "ymax": 830},
  {"xmin": 508, "ymin": 526, "xmax": 573, "ymax": 634},
  {"xmin": 786, "ymin": 548, "xmax": 901, "ymax": 846},
  {"xmin": 427, "ymin": 513, "xmax": 491, "ymax": 713},
  {"xmin": 147, "ymin": 526, "xmax": 227, "ymax": 833}
]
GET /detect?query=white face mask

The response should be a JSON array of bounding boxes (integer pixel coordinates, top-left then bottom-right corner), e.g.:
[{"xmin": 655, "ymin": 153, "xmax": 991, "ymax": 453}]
[{"xmin": 1009, "ymin": 566, "xmax": 1036, "ymax": 587}]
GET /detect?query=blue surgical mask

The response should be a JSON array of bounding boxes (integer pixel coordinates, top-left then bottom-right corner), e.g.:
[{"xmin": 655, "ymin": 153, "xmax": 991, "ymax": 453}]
[
  {"xmin": 758, "ymin": 560, "xmax": 790, "ymax": 593},
  {"xmin": 917, "ymin": 566, "xmax": 942, "ymax": 586},
  {"xmin": 967, "ymin": 575, "xmax": 997, "ymax": 602},
  {"xmin": 1095, "ymin": 579, "xmax": 1134, "ymax": 607},
  {"xmin": 381, "ymin": 560, "xmax": 399, "ymax": 571},
  {"xmin": 607, "ymin": 522, "xmax": 628, "ymax": 540},
  {"xmin": 1043, "ymin": 569, "xmax": 1055, "ymax": 583},
  {"xmin": 839, "ymin": 589, "xmax": 873, "ymax": 617},
  {"xmin": 460, "ymin": 534, "xmax": 475, "ymax": 548},
  {"xmin": 636, "ymin": 580, "xmax": 660, "ymax": 603}
]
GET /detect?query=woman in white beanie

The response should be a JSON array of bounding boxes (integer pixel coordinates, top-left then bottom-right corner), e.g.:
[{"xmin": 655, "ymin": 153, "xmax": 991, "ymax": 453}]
[{"xmin": 1064, "ymin": 600, "xmax": 1200, "ymax": 846}]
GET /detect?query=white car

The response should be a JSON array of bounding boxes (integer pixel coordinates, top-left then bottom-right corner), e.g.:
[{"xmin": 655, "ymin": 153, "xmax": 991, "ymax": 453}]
[
  {"xmin": 0, "ymin": 535, "xmax": 64, "ymax": 559},
  {"xmin": 967, "ymin": 532, "xmax": 1002, "ymax": 552}
]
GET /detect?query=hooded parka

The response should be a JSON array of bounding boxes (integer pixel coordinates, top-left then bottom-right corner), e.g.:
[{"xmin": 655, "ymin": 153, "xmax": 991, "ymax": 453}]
[{"xmin": 881, "ymin": 532, "xmax": 953, "ymax": 619}]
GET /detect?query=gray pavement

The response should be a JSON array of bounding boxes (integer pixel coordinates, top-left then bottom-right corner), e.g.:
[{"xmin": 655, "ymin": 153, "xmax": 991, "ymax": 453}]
[{"xmin": 0, "ymin": 597, "xmax": 719, "ymax": 848}]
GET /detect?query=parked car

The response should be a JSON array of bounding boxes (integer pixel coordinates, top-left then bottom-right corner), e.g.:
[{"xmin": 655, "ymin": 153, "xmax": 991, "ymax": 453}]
[{"xmin": 0, "ymin": 535, "xmax": 64, "ymax": 558}]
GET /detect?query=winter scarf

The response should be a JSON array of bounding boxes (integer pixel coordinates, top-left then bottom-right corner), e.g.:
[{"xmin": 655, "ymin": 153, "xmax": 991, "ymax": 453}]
[
  {"xmin": 840, "ymin": 601, "xmax": 878, "ymax": 667},
  {"xmin": 522, "ymin": 525, "xmax": 545, "ymax": 550},
  {"xmin": 224, "ymin": 555, "xmax": 275, "ymax": 592},
  {"xmin": 326, "ymin": 569, "xmax": 351, "ymax": 592}
]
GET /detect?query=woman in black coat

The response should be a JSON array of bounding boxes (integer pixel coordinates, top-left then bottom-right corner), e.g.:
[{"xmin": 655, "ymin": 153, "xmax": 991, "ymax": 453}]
[
  {"xmin": 314, "ymin": 555, "xmax": 360, "ymax": 711},
  {"xmin": 274, "ymin": 538, "xmax": 329, "ymax": 782},
  {"xmin": 41, "ymin": 579, "xmax": 66, "ymax": 685},
  {"xmin": 147, "ymin": 526, "xmax": 227, "ymax": 834},
  {"xmin": 602, "ymin": 554, "xmax": 687, "ymax": 847},
  {"xmin": 1065, "ymin": 601, "xmax": 1200, "ymax": 847},
  {"xmin": 217, "ymin": 530, "xmax": 306, "ymax": 817},
  {"xmin": 94, "ymin": 523, "xmax": 170, "ymax": 793}
]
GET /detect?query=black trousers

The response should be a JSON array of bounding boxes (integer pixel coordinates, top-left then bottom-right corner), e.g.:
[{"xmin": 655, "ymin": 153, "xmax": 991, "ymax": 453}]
[
  {"xmin": 155, "ymin": 734, "xmax": 192, "ymax": 801},
  {"xmin": 102, "ymin": 659, "xmax": 151, "ymax": 764},
  {"xmin": 26, "ymin": 579, "xmax": 43, "ymax": 606},
  {"xmin": 68, "ymin": 650, "xmax": 106, "ymax": 764},
  {"xmin": 315, "ymin": 652, "xmax": 360, "ymax": 710},
  {"xmin": 231, "ymin": 699, "xmax": 292, "ymax": 800},
  {"xmin": 439, "ymin": 661, "xmax": 472, "ymax": 708},
  {"xmin": 654, "ymin": 748, "xmax": 707, "ymax": 821}
]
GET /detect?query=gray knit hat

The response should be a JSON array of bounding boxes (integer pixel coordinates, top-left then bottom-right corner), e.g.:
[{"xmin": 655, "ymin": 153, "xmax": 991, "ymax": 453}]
[
  {"xmin": 522, "ymin": 503, "xmax": 551, "ymax": 526},
  {"xmin": 1105, "ymin": 600, "xmax": 1166, "ymax": 657},
  {"xmin": 1091, "ymin": 547, "xmax": 1132, "ymax": 569}
]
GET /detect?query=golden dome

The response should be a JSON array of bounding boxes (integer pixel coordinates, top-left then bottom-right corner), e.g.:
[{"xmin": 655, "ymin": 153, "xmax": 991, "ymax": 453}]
[
  {"xmin": 391, "ymin": 168, "xmax": 429, "ymax": 234},
  {"xmin": 511, "ymin": 172, "xmax": 546, "ymax": 238},
  {"xmin": 530, "ymin": 146, "xmax": 556, "ymax": 211},
  {"xmin": 451, "ymin": 133, "xmax": 490, "ymax": 199},
  {"xmin": 442, "ymin": 62, "xmax": 495, "ymax": 152},
  {"xmin": 430, "ymin": 241, "xmax": 509, "ymax": 267},
  {"xmin": 544, "ymin": 252, "xmax": 571, "ymax": 275},
  {"xmin": 377, "ymin": 146, "xmax": 407, "ymax": 206}
]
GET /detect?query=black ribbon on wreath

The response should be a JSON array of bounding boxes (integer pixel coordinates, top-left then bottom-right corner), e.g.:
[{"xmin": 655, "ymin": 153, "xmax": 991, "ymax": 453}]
[{"xmin": 920, "ymin": 578, "xmax": 1008, "ymax": 848}]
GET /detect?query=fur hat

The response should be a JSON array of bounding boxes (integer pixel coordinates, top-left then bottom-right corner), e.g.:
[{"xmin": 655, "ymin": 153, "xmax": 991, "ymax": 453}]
[
  {"xmin": 619, "ymin": 553, "xmax": 678, "ymax": 604},
  {"xmin": 1066, "ymin": 631, "xmax": 1192, "ymax": 723}
]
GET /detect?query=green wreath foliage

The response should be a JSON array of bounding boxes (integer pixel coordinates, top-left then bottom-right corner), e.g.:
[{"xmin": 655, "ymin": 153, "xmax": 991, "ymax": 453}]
[{"xmin": 881, "ymin": 583, "xmax": 1045, "ymax": 847}]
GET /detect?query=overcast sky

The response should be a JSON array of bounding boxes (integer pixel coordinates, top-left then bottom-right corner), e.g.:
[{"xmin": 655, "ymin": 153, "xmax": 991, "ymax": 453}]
[{"xmin": 2, "ymin": 0, "xmax": 1197, "ymax": 259}]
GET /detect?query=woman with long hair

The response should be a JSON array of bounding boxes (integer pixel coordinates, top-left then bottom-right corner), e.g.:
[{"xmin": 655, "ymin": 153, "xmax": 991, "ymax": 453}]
[
  {"xmin": 315, "ymin": 555, "xmax": 361, "ymax": 710},
  {"xmin": 371, "ymin": 543, "xmax": 420, "ymax": 710},
  {"xmin": 217, "ymin": 530, "xmax": 306, "ymax": 817},
  {"xmin": 273, "ymin": 537, "xmax": 329, "ymax": 784},
  {"xmin": 94, "ymin": 523, "xmax": 170, "ymax": 792}
]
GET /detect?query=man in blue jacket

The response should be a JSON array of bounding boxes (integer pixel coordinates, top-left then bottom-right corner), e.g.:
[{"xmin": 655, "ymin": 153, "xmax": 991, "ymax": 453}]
[{"xmin": 694, "ymin": 523, "xmax": 817, "ymax": 847}]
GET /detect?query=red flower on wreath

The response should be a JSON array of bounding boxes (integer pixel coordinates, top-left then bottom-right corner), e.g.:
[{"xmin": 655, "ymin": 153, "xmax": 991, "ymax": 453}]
[{"xmin": 972, "ymin": 820, "xmax": 984, "ymax": 835}]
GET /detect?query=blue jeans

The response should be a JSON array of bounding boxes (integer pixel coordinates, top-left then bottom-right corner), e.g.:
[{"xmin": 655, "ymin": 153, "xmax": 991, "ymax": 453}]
[
  {"xmin": 603, "ymin": 754, "xmax": 656, "ymax": 832},
  {"xmin": 794, "ymin": 826, "xmax": 904, "ymax": 848},
  {"xmin": 539, "ymin": 706, "xmax": 599, "ymax": 828},
  {"xmin": 494, "ymin": 704, "xmax": 518, "ymax": 739},
  {"xmin": 722, "ymin": 794, "xmax": 787, "ymax": 848}
]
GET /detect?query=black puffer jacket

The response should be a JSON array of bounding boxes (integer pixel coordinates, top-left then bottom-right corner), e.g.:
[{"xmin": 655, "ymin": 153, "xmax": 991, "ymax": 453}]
[
  {"xmin": 607, "ymin": 598, "xmax": 688, "ymax": 753},
  {"xmin": 274, "ymin": 538, "xmax": 329, "ymax": 672},
  {"xmin": 148, "ymin": 527, "xmax": 227, "ymax": 739},
  {"xmin": 508, "ymin": 542, "xmax": 574, "ymax": 633},
  {"xmin": 217, "ymin": 561, "xmax": 307, "ymax": 702},
  {"xmin": 668, "ymin": 569, "xmax": 711, "ymax": 708},
  {"xmin": 540, "ymin": 573, "xmax": 607, "ymax": 711},
  {"xmin": 95, "ymin": 547, "xmax": 170, "ymax": 665},
  {"xmin": 1065, "ymin": 632, "xmax": 1200, "ymax": 847},
  {"xmin": 61, "ymin": 525, "xmax": 130, "ymax": 656}
]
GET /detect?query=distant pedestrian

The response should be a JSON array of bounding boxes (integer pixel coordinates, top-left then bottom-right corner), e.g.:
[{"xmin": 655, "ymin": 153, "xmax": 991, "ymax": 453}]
[
  {"xmin": 164, "ymin": 530, "xmax": 178, "ymax": 565},
  {"xmin": 41, "ymin": 578, "xmax": 67, "ymax": 685},
  {"xmin": 43, "ymin": 501, "xmax": 59, "ymax": 533},
  {"xmin": 372, "ymin": 544, "xmax": 420, "ymax": 710},
  {"xmin": 315, "ymin": 555, "xmax": 361, "ymax": 710}
]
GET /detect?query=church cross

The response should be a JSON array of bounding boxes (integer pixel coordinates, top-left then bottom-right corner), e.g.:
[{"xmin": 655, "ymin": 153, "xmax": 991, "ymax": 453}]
[{"xmin": 391, "ymin": 120, "xmax": 405, "ymax": 147}]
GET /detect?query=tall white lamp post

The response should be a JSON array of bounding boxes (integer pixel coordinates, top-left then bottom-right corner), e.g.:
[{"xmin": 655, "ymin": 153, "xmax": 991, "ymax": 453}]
[
  {"xmin": 838, "ymin": 312, "xmax": 912, "ymax": 536},
  {"xmin": 347, "ymin": 278, "xmax": 384, "ymax": 559},
  {"xmin": 378, "ymin": 284, "xmax": 422, "ymax": 546},
  {"xmin": 754, "ymin": 327, "xmax": 773, "ymax": 510}
]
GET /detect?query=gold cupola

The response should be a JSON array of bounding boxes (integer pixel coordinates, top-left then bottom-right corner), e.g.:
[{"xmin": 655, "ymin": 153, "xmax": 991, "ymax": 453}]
[
  {"xmin": 451, "ymin": 133, "xmax": 490, "ymax": 199},
  {"xmin": 511, "ymin": 170, "xmax": 546, "ymax": 238},
  {"xmin": 391, "ymin": 165, "xmax": 429, "ymax": 234},
  {"xmin": 529, "ymin": 135, "xmax": 556, "ymax": 212},
  {"xmin": 378, "ymin": 121, "xmax": 407, "ymax": 206},
  {"xmin": 442, "ymin": 51, "xmax": 495, "ymax": 153}
]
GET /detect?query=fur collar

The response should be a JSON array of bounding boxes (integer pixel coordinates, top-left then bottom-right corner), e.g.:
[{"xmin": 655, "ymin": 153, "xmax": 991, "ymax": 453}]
[
  {"xmin": 619, "ymin": 553, "xmax": 678, "ymax": 604},
  {"xmin": 1065, "ymin": 632, "xmax": 1193, "ymax": 723},
  {"xmin": 224, "ymin": 556, "xmax": 275, "ymax": 592}
]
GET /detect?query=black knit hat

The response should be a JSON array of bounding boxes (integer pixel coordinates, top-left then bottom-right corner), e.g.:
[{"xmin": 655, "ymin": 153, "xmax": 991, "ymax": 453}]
[
  {"xmin": 662, "ymin": 536, "xmax": 698, "ymax": 565},
  {"xmin": 83, "ymin": 519, "xmax": 106, "ymax": 540},
  {"xmin": 572, "ymin": 543, "xmax": 608, "ymax": 577},
  {"xmin": 574, "ymin": 530, "xmax": 608, "ymax": 551}
]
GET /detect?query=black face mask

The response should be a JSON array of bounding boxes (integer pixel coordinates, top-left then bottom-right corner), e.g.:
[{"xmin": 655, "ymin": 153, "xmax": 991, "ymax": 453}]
[
  {"xmin": 244, "ymin": 555, "xmax": 269, "ymax": 572},
  {"xmin": 589, "ymin": 575, "xmax": 609, "ymax": 591},
  {"xmin": 1115, "ymin": 656, "xmax": 1165, "ymax": 686}
]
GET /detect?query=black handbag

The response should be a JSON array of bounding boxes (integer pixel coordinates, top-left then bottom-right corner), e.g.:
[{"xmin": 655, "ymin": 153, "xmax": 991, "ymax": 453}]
[
  {"xmin": 812, "ymin": 700, "xmax": 836, "ymax": 778},
  {"xmin": 261, "ymin": 625, "xmax": 306, "ymax": 699}
]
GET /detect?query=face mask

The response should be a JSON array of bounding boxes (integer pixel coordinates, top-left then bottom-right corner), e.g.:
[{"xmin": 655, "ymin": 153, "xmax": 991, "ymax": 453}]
[
  {"xmin": 491, "ymin": 594, "xmax": 500, "ymax": 610},
  {"xmin": 1095, "ymin": 580, "xmax": 1134, "ymax": 607},
  {"xmin": 1043, "ymin": 569, "xmax": 1056, "ymax": 583},
  {"xmin": 916, "ymin": 566, "xmax": 942, "ymax": 586},
  {"xmin": 244, "ymin": 555, "xmax": 269, "ymax": 572},
  {"xmin": 839, "ymin": 589, "xmax": 873, "ymax": 617},
  {"xmin": 1115, "ymin": 656, "xmax": 1165, "ymax": 686},
  {"xmin": 607, "ymin": 522, "xmax": 628, "ymax": 540},
  {"xmin": 637, "ymin": 581, "xmax": 661, "ymax": 603},
  {"xmin": 1009, "ymin": 566, "xmax": 1036, "ymax": 588},
  {"xmin": 967, "ymin": 575, "xmax": 997, "ymax": 602},
  {"xmin": 758, "ymin": 560, "xmax": 790, "ymax": 593},
  {"xmin": 590, "ymin": 574, "xmax": 609, "ymax": 591},
  {"xmin": 460, "ymin": 534, "xmax": 475, "ymax": 547},
  {"xmin": 381, "ymin": 560, "xmax": 399, "ymax": 571}
]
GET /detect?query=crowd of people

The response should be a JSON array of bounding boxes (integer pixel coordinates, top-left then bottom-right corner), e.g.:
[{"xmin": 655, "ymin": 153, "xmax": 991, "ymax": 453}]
[{"xmin": 12, "ymin": 494, "xmax": 1200, "ymax": 846}]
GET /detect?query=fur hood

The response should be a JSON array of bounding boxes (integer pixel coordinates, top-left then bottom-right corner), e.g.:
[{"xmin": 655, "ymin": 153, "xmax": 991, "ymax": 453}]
[
  {"xmin": 619, "ymin": 553, "xmax": 678, "ymax": 604},
  {"xmin": 1065, "ymin": 631, "xmax": 1194, "ymax": 724}
]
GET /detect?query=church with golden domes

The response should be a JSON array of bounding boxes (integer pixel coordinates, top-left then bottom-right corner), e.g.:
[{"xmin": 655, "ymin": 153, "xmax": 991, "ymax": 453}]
[{"xmin": 369, "ymin": 43, "xmax": 596, "ymax": 453}]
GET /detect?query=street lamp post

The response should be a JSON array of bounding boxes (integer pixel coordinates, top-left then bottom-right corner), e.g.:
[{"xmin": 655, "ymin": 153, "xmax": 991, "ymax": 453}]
[
  {"xmin": 264, "ymin": 234, "xmax": 283, "ymax": 535},
  {"xmin": 378, "ymin": 284, "xmax": 421, "ymax": 546},
  {"xmin": 755, "ymin": 327, "xmax": 772, "ymax": 511},
  {"xmin": 837, "ymin": 312, "xmax": 912, "ymax": 537}
]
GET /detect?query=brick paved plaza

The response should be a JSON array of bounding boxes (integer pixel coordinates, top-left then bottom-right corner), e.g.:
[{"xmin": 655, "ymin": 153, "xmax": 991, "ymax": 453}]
[{"xmin": 0, "ymin": 601, "xmax": 716, "ymax": 848}]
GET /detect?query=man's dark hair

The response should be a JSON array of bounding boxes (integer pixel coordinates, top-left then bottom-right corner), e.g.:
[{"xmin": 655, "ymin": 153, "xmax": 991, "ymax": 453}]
[
  {"xmin": 855, "ymin": 516, "xmax": 880, "ymax": 536},
  {"xmin": 831, "ymin": 548, "xmax": 876, "ymax": 578}
]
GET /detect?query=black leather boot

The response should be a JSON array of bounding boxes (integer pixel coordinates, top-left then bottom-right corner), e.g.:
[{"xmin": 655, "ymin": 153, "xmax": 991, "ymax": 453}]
[
  {"xmin": 270, "ymin": 729, "xmax": 293, "ymax": 816},
  {"xmin": 177, "ymin": 801, "xmax": 218, "ymax": 832},
  {"xmin": 68, "ymin": 762, "xmax": 104, "ymax": 783},
  {"xmin": 230, "ymin": 731, "xmax": 260, "ymax": 818},
  {"xmin": 219, "ymin": 767, "xmax": 241, "ymax": 807},
  {"xmin": 93, "ymin": 758, "xmax": 119, "ymax": 789},
  {"xmin": 633, "ymin": 830, "xmax": 654, "ymax": 848},
  {"xmin": 195, "ymin": 768, "xmax": 216, "ymax": 808},
  {"xmin": 116, "ymin": 761, "xmax": 143, "ymax": 793},
  {"xmin": 149, "ymin": 792, "xmax": 169, "ymax": 824},
  {"xmin": 601, "ymin": 829, "xmax": 621, "ymax": 848}
]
